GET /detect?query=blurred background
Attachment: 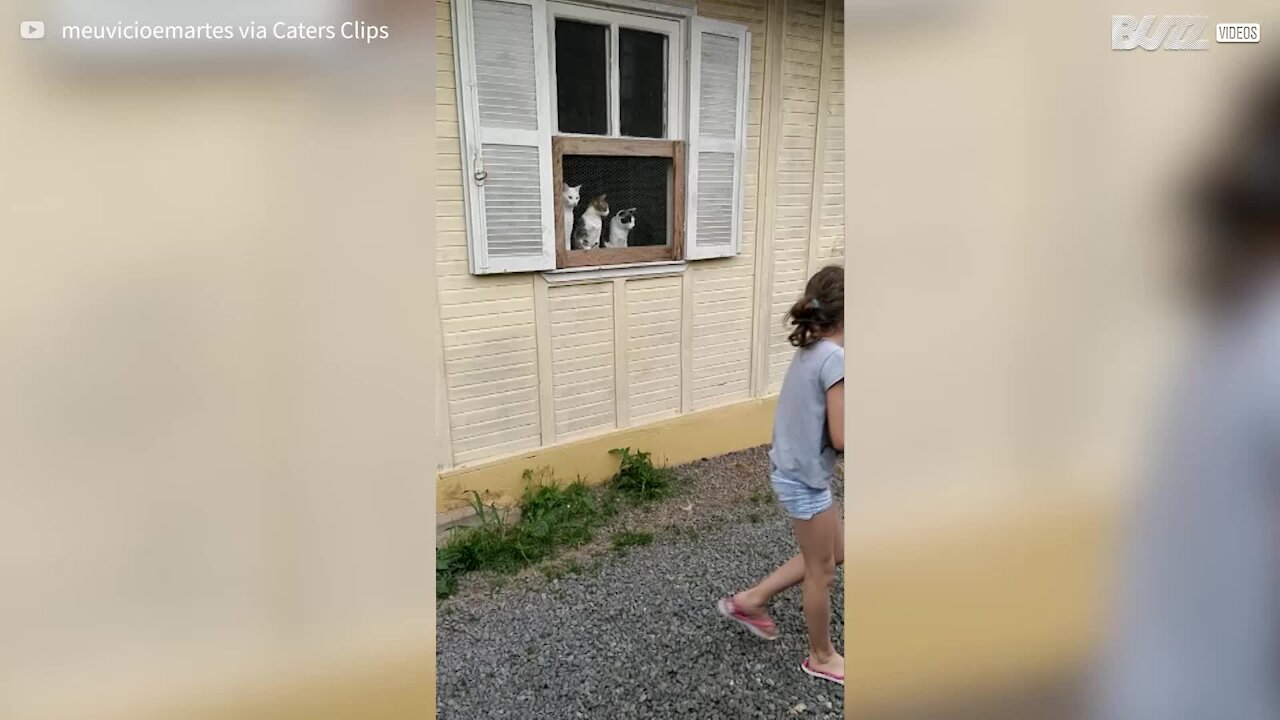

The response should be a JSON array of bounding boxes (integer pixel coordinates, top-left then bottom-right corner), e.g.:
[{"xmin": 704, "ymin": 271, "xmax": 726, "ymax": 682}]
[
  {"xmin": 845, "ymin": 0, "xmax": 1279, "ymax": 717},
  {"xmin": 1, "ymin": 1, "xmax": 440, "ymax": 718}
]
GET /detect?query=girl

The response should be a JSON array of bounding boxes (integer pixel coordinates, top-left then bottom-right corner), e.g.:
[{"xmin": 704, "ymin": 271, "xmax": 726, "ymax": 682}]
[
  {"xmin": 718, "ymin": 265, "xmax": 845, "ymax": 685},
  {"xmin": 1097, "ymin": 62, "xmax": 1280, "ymax": 719}
]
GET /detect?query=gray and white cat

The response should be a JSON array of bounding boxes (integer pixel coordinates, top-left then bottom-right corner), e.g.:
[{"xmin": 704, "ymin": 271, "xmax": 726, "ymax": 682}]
[
  {"xmin": 561, "ymin": 183, "xmax": 580, "ymax": 250},
  {"xmin": 604, "ymin": 208, "xmax": 636, "ymax": 248},
  {"xmin": 571, "ymin": 194, "xmax": 608, "ymax": 250}
]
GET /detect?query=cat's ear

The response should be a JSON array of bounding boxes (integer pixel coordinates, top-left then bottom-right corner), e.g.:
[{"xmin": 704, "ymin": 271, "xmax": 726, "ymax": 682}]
[{"xmin": 572, "ymin": 185, "xmax": 582, "ymax": 192}]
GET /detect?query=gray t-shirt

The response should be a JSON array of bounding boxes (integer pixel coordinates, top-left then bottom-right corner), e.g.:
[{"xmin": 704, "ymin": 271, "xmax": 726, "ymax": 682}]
[
  {"xmin": 1096, "ymin": 280, "xmax": 1280, "ymax": 720},
  {"xmin": 768, "ymin": 339, "xmax": 845, "ymax": 489}
]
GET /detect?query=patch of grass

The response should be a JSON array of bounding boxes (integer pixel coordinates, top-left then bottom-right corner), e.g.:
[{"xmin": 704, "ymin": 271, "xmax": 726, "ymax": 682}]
[
  {"xmin": 749, "ymin": 489, "xmax": 771, "ymax": 505},
  {"xmin": 611, "ymin": 530, "xmax": 654, "ymax": 549},
  {"xmin": 437, "ymin": 449, "xmax": 675, "ymax": 600},
  {"xmin": 518, "ymin": 471, "xmax": 606, "ymax": 549},
  {"xmin": 746, "ymin": 511, "xmax": 762, "ymax": 523},
  {"xmin": 437, "ymin": 471, "xmax": 611, "ymax": 600},
  {"xmin": 609, "ymin": 447, "xmax": 676, "ymax": 503}
]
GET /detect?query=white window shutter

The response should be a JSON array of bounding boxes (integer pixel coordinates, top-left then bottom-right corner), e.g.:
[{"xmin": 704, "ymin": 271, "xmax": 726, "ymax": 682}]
[
  {"xmin": 687, "ymin": 18, "xmax": 750, "ymax": 260},
  {"xmin": 453, "ymin": 0, "xmax": 556, "ymax": 274}
]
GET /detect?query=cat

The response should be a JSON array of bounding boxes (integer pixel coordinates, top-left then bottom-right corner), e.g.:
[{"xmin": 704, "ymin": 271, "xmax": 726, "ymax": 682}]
[
  {"xmin": 571, "ymin": 194, "xmax": 608, "ymax": 250},
  {"xmin": 561, "ymin": 183, "xmax": 580, "ymax": 250},
  {"xmin": 604, "ymin": 208, "xmax": 636, "ymax": 248}
]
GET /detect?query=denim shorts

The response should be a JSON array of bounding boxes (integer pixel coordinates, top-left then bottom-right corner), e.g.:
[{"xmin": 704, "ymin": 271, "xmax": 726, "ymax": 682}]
[{"xmin": 770, "ymin": 474, "xmax": 833, "ymax": 520}]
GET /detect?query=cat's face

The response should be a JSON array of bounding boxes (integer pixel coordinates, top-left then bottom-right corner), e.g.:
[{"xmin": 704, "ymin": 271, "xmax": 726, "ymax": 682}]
[
  {"xmin": 589, "ymin": 194, "xmax": 609, "ymax": 215},
  {"xmin": 615, "ymin": 208, "xmax": 636, "ymax": 229},
  {"xmin": 562, "ymin": 184, "xmax": 580, "ymax": 206}
]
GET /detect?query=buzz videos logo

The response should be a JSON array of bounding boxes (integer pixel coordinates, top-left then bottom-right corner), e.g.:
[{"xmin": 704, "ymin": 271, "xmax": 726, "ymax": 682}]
[{"xmin": 1112, "ymin": 15, "xmax": 1210, "ymax": 50}]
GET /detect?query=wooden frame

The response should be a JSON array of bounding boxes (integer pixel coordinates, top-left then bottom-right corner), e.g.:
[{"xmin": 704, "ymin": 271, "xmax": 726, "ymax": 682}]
[{"xmin": 553, "ymin": 136, "xmax": 686, "ymax": 269}]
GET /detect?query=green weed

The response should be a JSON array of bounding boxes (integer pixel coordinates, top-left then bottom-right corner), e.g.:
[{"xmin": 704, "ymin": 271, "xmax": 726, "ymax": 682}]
[
  {"xmin": 609, "ymin": 447, "xmax": 676, "ymax": 503},
  {"xmin": 437, "ymin": 450, "xmax": 673, "ymax": 600},
  {"xmin": 438, "ymin": 471, "xmax": 612, "ymax": 599}
]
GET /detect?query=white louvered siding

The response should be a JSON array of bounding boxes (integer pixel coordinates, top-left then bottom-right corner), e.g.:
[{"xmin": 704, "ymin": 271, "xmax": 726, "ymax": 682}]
[
  {"xmin": 549, "ymin": 284, "xmax": 617, "ymax": 439},
  {"xmin": 437, "ymin": 0, "xmax": 540, "ymax": 467},
  {"xmin": 626, "ymin": 278, "xmax": 682, "ymax": 423},
  {"xmin": 768, "ymin": 0, "xmax": 825, "ymax": 393},
  {"xmin": 696, "ymin": 152, "xmax": 736, "ymax": 249},
  {"xmin": 818, "ymin": 5, "xmax": 845, "ymax": 265},
  {"xmin": 472, "ymin": 0, "xmax": 540, "ymax": 131},
  {"xmin": 688, "ymin": 0, "xmax": 764, "ymax": 411},
  {"xmin": 480, "ymin": 144, "xmax": 545, "ymax": 257},
  {"xmin": 698, "ymin": 35, "xmax": 741, "ymax": 140}
]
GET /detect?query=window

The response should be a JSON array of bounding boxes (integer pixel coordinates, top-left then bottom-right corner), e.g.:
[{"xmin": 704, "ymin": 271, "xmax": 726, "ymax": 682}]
[
  {"xmin": 548, "ymin": 7, "xmax": 678, "ymax": 140},
  {"xmin": 553, "ymin": 136, "xmax": 685, "ymax": 267},
  {"xmin": 553, "ymin": 20, "xmax": 609, "ymax": 135},
  {"xmin": 548, "ymin": 5, "xmax": 684, "ymax": 267},
  {"xmin": 452, "ymin": 0, "xmax": 749, "ymax": 274}
]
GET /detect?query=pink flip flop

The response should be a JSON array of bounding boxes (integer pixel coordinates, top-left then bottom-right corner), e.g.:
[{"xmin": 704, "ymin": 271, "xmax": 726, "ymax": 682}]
[
  {"xmin": 801, "ymin": 657, "xmax": 845, "ymax": 685},
  {"xmin": 717, "ymin": 596, "xmax": 778, "ymax": 641}
]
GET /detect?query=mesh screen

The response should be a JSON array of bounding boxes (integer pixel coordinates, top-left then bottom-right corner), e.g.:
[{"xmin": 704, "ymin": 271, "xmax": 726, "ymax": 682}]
[{"xmin": 563, "ymin": 154, "xmax": 672, "ymax": 248}]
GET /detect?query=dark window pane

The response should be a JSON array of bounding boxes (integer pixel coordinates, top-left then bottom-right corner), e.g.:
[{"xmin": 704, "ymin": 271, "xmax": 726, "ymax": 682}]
[
  {"xmin": 619, "ymin": 29, "xmax": 666, "ymax": 138},
  {"xmin": 555, "ymin": 20, "xmax": 609, "ymax": 135},
  {"xmin": 563, "ymin": 154, "xmax": 672, "ymax": 248}
]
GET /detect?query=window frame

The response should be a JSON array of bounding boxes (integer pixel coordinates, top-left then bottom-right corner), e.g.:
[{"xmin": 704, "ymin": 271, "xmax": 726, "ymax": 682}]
[
  {"xmin": 546, "ymin": 3, "xmax": 685, "ymax": 269},
  {"xmin": 553, "ymin": 136, "xmax": 686, "ymax": 268},
  {"xmin": 546, "ymin": 3, "xmax": 685, "ymax": 142}
]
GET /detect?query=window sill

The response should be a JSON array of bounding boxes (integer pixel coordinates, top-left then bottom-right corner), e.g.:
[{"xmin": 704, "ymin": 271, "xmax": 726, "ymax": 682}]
[{"xmin": 541, "ymin": 260, "xmax": 687, "ymax": 284}]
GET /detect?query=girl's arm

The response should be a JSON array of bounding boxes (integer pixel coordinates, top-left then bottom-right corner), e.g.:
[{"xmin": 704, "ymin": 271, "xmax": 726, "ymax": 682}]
[{"xmin": 826, "ymin": 380, "xmax": 844, "ymax": 452}]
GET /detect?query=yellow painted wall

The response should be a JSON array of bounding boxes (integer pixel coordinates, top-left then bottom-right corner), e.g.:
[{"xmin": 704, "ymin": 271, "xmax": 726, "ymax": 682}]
[
  {"xmin": 437, "ymin": 396, "xmax": 777, "ymax": 509},
  {"xmin": 434, "ymin": 0, "xmax": 846, "ymax": 498}
]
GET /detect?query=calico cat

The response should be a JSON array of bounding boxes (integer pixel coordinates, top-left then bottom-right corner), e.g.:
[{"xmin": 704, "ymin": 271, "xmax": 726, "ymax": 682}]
[
  {"xmin": 561, "ymin": 183, "xmax": 580, "ymax": 250},
  {"xmin": 604, "ymin": 208, "xmax": 636, "ymax": 248},
  {"xmin": 571, "ymin": 194, "xmax": 609, "ymax": 250}
]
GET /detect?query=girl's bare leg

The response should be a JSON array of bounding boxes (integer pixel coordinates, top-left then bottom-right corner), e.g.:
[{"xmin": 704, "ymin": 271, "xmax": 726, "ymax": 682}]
[
  {"xmin": 790, "ymin": 504, "xmax": 842, "ymax": 674},
  {"xmin": 734, "ymin": 502, "xmax": 843, "ymax": 614}
]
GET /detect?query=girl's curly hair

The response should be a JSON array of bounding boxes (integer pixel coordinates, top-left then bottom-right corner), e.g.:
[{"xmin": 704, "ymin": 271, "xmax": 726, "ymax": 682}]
[
  {"xmin": 1190, "ymin": 58, "xmax": 1280, "ymax": 312},
  {"xmin": 786, "ymin": 265, "xmax": 844, "ymax": 348}
]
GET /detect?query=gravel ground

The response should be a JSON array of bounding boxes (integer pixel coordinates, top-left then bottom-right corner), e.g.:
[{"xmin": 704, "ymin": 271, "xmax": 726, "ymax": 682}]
[{"xmin": 437, "ymin": 447, "xmax": 845, "ymax": 719}]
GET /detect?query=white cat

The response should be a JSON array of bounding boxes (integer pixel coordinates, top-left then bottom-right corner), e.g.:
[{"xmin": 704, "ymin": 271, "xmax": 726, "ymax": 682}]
[
  {"xmin": 571, "ymin": 194, "xmax": 608, "ymax": 250},
  {"xmin": 561, "ymin": 183, "xmax": 580, "ymax": 250},
  {"xmin": 604, "ymin": 208, "xmax": 636, "ymax": 248}
]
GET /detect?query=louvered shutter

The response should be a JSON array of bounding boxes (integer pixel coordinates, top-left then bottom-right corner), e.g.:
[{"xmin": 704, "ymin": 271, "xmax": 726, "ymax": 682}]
[
  {"xmin": 686, "ymin": 18, "xmax": 750, "ymax": 260},
  {"xmin": 453, "ymin": 0, "xmax": 556, "ymax": 273}
]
